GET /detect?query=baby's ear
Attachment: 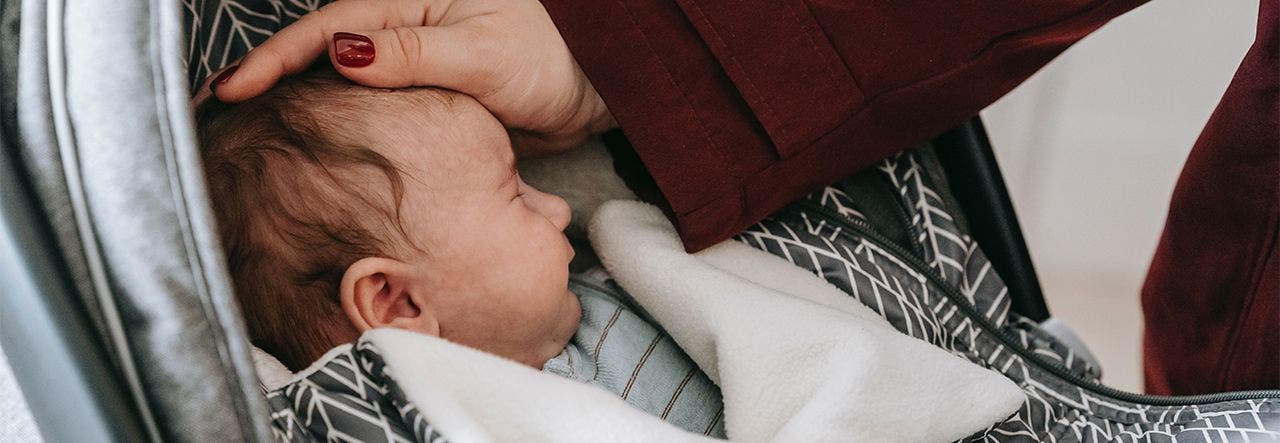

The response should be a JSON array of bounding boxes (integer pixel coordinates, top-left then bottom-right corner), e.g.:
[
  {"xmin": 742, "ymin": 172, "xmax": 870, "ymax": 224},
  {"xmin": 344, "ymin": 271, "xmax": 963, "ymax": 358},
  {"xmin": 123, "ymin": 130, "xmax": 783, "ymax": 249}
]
[{"xmin": 339, "ymin": 257, "xmax": 440, "ymax": 337}]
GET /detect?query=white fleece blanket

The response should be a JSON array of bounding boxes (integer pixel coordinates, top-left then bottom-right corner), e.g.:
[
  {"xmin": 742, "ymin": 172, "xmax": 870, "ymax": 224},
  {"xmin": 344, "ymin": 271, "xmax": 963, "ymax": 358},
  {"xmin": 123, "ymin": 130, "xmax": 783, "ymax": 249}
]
[
  {"xmin": 589, "ymin": 201, "xmax": 1023, "ymax": 441},
  {"xmin": 337, "ymin": 200, "xmax": 1025, "ymax": 443}
]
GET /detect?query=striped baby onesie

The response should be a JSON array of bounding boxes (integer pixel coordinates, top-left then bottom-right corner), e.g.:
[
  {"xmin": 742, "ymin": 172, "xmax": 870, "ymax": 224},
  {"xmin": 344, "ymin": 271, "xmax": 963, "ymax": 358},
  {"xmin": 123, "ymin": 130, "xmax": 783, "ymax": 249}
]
[{"xmin": 544, "ymin": 268, "xmax": 727, "ymax": 439}]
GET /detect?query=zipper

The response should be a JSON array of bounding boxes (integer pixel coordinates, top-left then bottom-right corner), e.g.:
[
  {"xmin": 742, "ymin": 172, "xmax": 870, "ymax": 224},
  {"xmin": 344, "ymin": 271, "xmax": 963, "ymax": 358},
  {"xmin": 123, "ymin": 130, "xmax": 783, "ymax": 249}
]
[
  {"xmin": 834, "ymin": 177, "xmax": 925, "ymax": 258},
  {"xmin": 795, "ymin": 199, "xmax": 1280, "ymax": 405},
  {"xmin": 877, "ymin": 178, "xmax": 927, "ymax": 260}
]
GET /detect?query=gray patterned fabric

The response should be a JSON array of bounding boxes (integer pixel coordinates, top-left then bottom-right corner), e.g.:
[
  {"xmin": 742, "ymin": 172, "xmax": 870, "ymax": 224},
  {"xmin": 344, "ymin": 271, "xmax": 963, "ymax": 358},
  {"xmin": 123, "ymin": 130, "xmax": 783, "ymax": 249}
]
[
  {"xmin": 735, "ymin": 149, "xmax": 1280, "ymax": 442},
  {"xmin": 183, "ymin": 0, "xmax": 332, "ymax": 90},
  {"xmin": 266, "ymin": 342, "xmax": 447, "ymax": 443}
]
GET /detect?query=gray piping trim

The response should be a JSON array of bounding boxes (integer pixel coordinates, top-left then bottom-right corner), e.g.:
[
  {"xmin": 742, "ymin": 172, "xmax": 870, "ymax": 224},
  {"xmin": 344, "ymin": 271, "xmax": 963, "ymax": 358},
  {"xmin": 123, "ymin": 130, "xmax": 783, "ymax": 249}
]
[
  {"xmin": 149, "ymin": 0, "xmax": 273, "ymax": 439},
  {"xmin": 45, "ymin": 0, "xmax": 163, "ymax": 440}
]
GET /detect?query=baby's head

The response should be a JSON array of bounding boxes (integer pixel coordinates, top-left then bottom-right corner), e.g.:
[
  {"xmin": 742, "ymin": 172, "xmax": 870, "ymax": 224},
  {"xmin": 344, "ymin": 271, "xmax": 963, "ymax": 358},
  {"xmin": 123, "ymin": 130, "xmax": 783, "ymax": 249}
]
[{"xmin": 198, "ymin": 67, "xmax": 579, "ymax": 371}]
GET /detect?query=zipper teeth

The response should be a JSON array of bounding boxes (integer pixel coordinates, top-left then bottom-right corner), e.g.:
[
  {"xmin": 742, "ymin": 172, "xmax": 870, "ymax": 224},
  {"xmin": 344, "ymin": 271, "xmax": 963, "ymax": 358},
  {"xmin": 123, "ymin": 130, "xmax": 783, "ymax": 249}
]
[
  {"xmin": 878, "ymin": 180, "xmax": 927, "ymax": 259},
  {"xmin": 795, "ymin": 200, "xmax": 1280, "ymax": 405}
]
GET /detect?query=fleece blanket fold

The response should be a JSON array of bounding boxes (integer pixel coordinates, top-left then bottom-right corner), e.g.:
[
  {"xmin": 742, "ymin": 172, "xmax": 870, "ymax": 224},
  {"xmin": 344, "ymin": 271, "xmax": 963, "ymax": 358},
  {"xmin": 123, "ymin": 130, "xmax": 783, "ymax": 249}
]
[{"xmin": 588, "ymin": 201, "xmax": 1023, "ymax": 441}]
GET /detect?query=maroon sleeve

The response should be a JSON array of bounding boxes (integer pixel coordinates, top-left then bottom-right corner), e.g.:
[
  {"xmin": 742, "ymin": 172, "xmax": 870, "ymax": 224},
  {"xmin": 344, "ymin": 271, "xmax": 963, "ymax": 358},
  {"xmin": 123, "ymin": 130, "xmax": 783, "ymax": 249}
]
[
  {"xmin": 542, "ymin": 0, "xmax": 1147, "ymax": 251},
  {"xmin": 1141, "ymin": 0, "xmax": 1278, "ymax": 395}
]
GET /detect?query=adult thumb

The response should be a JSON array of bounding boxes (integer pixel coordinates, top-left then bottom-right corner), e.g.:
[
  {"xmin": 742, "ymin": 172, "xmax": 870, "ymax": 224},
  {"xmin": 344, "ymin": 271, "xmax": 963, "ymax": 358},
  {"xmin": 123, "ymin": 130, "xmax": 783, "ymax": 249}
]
[{"xmin": 327, "ymin": 26, "xmax": 495, "ymax": 94}]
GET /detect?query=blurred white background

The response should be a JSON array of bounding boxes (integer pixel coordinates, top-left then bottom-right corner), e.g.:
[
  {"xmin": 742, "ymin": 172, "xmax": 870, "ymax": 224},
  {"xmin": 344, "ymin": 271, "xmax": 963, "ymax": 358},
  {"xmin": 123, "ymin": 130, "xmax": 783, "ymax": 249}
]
[{"xmin": 981, "ymin": 0, "xmax": 1261, "ymax": 391}]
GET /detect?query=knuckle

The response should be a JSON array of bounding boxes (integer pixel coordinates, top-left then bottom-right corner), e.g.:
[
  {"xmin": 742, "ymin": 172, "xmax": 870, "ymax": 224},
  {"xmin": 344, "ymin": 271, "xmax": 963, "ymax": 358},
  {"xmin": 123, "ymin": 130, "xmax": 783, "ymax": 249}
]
[{"xmin": 391, "ymin": 27, "xmax": 424, "ymax": 70}]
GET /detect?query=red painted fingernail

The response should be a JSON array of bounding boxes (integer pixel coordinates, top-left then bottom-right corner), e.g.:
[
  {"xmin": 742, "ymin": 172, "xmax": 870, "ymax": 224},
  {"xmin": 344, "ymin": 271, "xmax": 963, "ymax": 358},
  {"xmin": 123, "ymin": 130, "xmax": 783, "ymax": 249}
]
[
  {"xmin": 209, "ymin": 65, "xmax": 239, "ymax": 94},
  {"xmin": 334, "ymin": 32, "xmax": 375, "ymax": 67}
]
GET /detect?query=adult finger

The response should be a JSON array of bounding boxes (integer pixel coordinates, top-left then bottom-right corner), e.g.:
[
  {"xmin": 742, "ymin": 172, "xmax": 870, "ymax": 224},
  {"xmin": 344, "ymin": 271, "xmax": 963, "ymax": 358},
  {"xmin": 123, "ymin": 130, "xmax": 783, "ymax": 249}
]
[
  {"xmin": 191, "ymin": 64, "xmax": 236, "ymax": 108},
  {"xmin": 326, "ymin": 23, "xmax": 499, "ymax": 96},
  {"xmin": 212, "ymin": 0, "xmax": 431, "ymax": 102}
]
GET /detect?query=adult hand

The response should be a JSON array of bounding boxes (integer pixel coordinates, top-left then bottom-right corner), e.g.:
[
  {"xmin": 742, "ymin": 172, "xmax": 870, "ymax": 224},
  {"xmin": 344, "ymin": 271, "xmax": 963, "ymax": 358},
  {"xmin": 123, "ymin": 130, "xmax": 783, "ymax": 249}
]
[{"xmin": 211, "ymin": 0, "xmax": 615, "ymax": 156}]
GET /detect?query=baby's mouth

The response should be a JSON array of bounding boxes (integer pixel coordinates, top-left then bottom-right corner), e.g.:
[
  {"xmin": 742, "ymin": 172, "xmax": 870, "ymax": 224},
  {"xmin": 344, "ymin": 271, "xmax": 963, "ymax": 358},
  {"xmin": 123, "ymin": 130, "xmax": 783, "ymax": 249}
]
[{"xmin": 563, "ymin": 234, "xmax": 576, "ymax": 261}]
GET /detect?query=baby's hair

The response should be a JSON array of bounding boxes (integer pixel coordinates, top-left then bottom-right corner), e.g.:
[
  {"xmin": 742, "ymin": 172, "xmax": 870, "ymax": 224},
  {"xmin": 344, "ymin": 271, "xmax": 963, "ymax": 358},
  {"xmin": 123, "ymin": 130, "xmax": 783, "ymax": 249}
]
[{"xmin": 197, "ymin": 66, "xmax": 437, "ymax": 370}]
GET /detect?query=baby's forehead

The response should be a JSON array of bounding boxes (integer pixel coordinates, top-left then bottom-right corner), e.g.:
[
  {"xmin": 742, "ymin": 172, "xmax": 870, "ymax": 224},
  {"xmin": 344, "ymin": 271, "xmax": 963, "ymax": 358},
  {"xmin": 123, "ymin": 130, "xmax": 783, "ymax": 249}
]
[{"xmin": 342, "ymin": 88, "xmax": 513, "ymax": 182}]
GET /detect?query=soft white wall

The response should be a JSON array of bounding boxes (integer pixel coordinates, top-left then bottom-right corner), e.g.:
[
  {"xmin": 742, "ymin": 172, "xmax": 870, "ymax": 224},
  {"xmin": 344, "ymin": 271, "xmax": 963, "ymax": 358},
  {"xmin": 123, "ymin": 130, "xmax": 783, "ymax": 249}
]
[{"xmin": 981, "ymin": 0, "xmax": 1261, "ymax": 391}]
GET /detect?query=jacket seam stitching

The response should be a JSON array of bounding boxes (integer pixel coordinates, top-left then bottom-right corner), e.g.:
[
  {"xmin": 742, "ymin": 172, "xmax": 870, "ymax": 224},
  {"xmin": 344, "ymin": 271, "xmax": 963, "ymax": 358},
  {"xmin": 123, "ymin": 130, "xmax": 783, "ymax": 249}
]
[
  {"xmin": 612, "ymin": 0, "xmax": 737, "ymax": 208},
  {"xmin": 718, "ymin": 0, "xmax": 1135, "ymax": 190}
]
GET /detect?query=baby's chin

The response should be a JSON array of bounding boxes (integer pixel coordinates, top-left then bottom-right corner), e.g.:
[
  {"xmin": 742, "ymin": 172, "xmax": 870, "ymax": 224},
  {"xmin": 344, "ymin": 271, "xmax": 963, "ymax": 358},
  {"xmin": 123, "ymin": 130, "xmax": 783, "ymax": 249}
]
[
  {"xmin": 530, "ymin": 289, "xmax": 581, "ymax": 367},
  {"xmin": 556, "ymin": 288, "xmax": 583, "ymax": 344}
]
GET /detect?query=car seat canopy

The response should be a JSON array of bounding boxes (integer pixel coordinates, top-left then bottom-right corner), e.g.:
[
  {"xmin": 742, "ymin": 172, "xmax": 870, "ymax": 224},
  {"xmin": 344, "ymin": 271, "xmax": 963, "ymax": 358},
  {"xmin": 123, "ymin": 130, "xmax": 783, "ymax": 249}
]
[{"xmin": 5, "ymin": 0, "xmax": 274, "ymax": 440}]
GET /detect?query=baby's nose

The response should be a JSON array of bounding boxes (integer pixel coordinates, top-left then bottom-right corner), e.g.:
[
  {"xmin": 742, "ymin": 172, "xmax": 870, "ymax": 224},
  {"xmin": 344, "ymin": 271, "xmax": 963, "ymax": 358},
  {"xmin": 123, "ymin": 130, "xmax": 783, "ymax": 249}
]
[
  {"xmin": 527, "ymin": 187, "xmax": 572, "ymax": 231},
  {"xmin": 547, "ymin": 195, "xmax": 571, "ymax": 232}
]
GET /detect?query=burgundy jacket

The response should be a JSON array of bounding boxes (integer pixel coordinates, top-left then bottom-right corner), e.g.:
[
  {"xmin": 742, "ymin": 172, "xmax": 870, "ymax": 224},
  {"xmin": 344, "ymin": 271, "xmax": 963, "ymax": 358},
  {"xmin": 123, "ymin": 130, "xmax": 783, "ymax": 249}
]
[
  {"xmin": 1140, "ymin": 0, "xmax": 1278, "ymax": 395},
  {"xmin": 543, "ymin": 0, "xmax": 1147, "ymax": 251},
  {"xmin": 542, "ymin": 0, "xmax": 1278, "ymax": 393}
]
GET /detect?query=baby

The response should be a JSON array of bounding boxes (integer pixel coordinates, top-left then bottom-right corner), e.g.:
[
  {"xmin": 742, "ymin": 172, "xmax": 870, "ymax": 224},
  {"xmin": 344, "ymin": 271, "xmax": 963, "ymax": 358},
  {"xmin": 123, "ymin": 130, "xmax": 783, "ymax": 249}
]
[{"xmin": 196, "ymin": 66, "xmax": 724, "ymax": 437}]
